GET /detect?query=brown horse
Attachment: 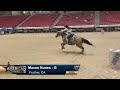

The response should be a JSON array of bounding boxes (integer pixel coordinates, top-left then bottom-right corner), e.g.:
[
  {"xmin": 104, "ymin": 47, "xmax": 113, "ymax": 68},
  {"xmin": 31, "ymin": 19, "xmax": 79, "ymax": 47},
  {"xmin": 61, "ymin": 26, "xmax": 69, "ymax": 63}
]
[{"xmin": 55, "ymin": 31, "xmax": 95, "ymax": 54}]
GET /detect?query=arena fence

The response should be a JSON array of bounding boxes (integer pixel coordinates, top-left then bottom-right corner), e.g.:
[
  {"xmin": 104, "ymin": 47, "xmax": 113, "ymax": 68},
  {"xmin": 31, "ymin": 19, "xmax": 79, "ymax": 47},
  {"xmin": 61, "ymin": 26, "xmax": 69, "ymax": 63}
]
[{"xmin": 14, "ymin": 24, "xmax": 120, "ymax": 33}]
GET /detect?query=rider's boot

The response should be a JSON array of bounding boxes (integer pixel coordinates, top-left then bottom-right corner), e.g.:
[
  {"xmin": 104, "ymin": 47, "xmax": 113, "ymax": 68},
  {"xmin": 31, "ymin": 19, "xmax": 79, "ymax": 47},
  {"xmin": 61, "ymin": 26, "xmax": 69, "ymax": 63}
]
[{"xmin": 66, "ymin": 38, "xmax": 69, "ymax": 44}]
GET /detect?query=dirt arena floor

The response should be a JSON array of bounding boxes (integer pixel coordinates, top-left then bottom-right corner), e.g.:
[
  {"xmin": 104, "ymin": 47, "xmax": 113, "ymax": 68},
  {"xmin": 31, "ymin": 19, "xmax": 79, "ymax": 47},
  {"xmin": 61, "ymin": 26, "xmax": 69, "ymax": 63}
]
[{"xmin": 0, "ymin": 32, "xmax": 120, "ymax": 79}]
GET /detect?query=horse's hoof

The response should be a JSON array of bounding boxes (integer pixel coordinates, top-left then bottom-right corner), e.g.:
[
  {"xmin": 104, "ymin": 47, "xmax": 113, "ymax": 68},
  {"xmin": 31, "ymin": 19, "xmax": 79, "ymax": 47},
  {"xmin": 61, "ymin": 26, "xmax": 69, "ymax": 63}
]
[
  {"xmin": 80, "ymin": 52, "xmax": 84, "ymax": 54},
  {"xmin": 62, "ymin": 47, "xmax": 65, "ymax": 49}
]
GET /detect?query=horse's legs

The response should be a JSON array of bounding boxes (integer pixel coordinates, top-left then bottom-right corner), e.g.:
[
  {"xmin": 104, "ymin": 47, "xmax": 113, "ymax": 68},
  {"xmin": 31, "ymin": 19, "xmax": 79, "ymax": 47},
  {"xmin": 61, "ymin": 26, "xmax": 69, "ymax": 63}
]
[
  {"xmin": 81, "ymin": 46, "xmax": 84, "ymax": 54},
  {"xmin": 76, "ymin": 44, "xmax": 84, "ymax": 54},
  {"xmin": 61, "ymin": 43, "xmax": 66, "ymax": 49},
  {"xmin": 61, "ymin": 43, "xmax": 64, "ymax": 49}
]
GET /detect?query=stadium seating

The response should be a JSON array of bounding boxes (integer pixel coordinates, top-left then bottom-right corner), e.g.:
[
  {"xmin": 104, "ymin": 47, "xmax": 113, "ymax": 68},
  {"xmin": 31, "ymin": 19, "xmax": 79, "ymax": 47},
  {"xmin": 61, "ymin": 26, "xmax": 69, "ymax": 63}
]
[
  {"xmin": 56, "ymin": 12, "xmax": 94, "ymax": 26},
  {"xmin": 1, "ymin": 11, "xmax": 120, "ymax": 28},
  {"xmin": 20, "ymin": 13, "xmax": 60, "ymax": 27},
  {"xmin": 0, "ymin": 15, "xmax": 29, "ymax": 27},
  {"xmin": 100, "ymin": 11, "xmax": 120, "ymax": 24},
  {"xmin": 56, "ymin": 11, "xmax": 120, "ymax": 26}
]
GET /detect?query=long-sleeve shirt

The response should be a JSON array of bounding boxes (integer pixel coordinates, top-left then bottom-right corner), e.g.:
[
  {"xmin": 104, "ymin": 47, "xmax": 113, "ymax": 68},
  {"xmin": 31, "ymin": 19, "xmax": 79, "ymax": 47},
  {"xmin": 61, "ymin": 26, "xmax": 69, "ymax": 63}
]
[{"xmin": 61, "ymin": 28, "xmax": 72, "ymax": 35}]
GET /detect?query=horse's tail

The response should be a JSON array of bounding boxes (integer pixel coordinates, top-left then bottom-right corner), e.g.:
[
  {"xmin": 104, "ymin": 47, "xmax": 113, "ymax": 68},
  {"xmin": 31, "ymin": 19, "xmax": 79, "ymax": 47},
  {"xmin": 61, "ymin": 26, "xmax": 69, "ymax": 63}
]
[{"xmin": 81, "ymin": 38, "xmax": 95, "ymax": 47}]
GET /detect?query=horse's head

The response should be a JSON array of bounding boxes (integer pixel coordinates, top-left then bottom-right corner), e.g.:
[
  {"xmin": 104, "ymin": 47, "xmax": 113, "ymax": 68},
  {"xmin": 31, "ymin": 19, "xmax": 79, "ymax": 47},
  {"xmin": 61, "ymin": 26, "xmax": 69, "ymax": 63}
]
[
  {"xmin": 56, "ymin": 31, "xmax": 67, "ymax": 38},
  {"xmin": 55, "ymin": 31, "xmax": 61, "ymax": 37}
]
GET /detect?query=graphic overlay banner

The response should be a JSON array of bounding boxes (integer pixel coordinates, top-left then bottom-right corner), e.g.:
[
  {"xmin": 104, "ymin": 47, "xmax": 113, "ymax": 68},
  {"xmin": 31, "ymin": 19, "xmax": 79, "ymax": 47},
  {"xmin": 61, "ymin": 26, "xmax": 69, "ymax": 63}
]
[{"xmin": 0, "ymin": 62, "xmax": 80, "ymax": 75}]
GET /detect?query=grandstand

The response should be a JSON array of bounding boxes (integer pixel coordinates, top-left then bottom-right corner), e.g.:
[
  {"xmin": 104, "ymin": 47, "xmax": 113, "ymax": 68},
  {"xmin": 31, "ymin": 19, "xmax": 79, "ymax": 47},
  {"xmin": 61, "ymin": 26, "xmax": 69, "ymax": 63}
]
[
  {"xmin": 100, "ymin": 11, "xmax": 120, "ymax": 25},
  {"xmin": 0, "ymin": 11, "xmax": 120, "ymax": 32},
  {"xmin": 20, "ymin": 13, "xmax": 60, "ymax": 27},
  {"xmin": 0, "ymin": 15, "xmax": 30, "ymax": 27},
  {"xmin": 56, "ymin": 12, "xmax": 94, "ymax": 26}
]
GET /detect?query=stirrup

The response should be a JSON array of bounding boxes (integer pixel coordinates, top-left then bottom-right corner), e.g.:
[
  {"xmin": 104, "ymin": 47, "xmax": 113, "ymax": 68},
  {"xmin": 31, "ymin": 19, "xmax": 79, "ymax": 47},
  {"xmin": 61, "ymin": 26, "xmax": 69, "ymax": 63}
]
[
  {"xmin": 67, "ymin": 40, "xmax": 69, "ymax": 44},
  {"xmin": 66, "ymin": 41, "xmax": 68, "ymax": 44}
]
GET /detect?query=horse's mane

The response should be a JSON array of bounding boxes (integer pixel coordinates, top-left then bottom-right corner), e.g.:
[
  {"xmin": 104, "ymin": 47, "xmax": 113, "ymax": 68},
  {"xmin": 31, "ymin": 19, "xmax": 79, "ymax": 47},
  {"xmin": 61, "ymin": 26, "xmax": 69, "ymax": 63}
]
[{"xmin": 60, "ymin": 31, "xmax": 67, "ymax": 36}]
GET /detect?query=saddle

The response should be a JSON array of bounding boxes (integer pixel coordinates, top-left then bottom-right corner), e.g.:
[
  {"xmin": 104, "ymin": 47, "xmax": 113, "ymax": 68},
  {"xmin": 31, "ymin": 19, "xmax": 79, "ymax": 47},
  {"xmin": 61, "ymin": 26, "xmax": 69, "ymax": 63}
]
[{"xmin": 67, "ymin": 34, "xmax": 74, "ymax": 39}]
